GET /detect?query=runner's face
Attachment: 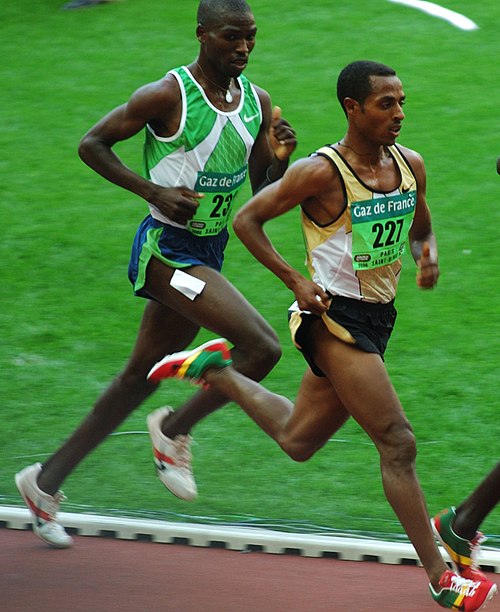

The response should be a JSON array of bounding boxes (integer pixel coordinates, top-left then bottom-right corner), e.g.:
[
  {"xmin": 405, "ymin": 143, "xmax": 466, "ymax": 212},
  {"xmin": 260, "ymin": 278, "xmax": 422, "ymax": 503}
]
[
  {"xmin": 201, "ymin": 11, "xmax": 257, "ymax": 78},
  {"xmin": 355, "ymin": 75, "xmax": 406, "ymax": 146}
]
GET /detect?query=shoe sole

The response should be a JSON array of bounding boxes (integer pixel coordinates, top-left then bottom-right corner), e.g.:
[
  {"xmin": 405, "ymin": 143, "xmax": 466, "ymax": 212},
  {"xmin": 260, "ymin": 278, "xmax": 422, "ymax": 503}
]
[
  {"xmin": 147, "ymin": 338, "xmax": 230, "ymax": 383},
  {"xmin": 154, "ymin": 468, "xmax": 197, "ymax": 502},
  {"xmin": 478, "ymin": 584, "xmax": 498, "ymax": 610}
]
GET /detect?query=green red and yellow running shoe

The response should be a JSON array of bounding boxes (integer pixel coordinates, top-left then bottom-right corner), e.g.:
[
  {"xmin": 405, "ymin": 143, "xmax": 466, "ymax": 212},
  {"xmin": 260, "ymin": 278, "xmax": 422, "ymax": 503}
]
[
  {"xmin": 432, "ymin": 507, "xmax": 488, "ymax": 581},
  {"xmin": 429, "ymin": 569, "xmax": 497, "ymax": 610},
  {"xmin": 147, "ymin": 338, "xmax": 232, "ymax": 385}
]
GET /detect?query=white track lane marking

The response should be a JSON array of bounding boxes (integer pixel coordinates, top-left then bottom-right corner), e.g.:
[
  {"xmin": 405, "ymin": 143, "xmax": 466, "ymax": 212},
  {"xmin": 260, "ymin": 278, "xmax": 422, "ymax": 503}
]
[{"xmin": 387, "ymin": 0, "xmax": 479, "ymax": 30}]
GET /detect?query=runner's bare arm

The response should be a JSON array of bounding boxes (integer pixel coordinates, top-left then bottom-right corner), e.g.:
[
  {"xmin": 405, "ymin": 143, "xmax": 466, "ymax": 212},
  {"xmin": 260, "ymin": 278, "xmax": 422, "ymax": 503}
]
[
  {"xmin": 78, "ymin": 78, "xmax": 202, "ymax": 225},
  {"xmin": 404, "ymin": 148, "xmax": 439, "ymax": 288},
  {"xmin": 234, "ymin": 157, "xmax": 330, "ymax": 314},
  {"xmin": 248, "ymin": 87, "xmax": 296, "ymax": 193}
]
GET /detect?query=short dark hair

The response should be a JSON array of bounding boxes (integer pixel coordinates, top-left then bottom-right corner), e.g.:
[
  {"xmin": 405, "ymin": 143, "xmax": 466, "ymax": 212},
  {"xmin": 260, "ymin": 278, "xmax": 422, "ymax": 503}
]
[
  {"xmin": 197, "ymin": 0, "xmax": 252, "ymax": 27},
  {"xmin": 337, "ymin": 60, "xmax": 396, "ymax": 115}
]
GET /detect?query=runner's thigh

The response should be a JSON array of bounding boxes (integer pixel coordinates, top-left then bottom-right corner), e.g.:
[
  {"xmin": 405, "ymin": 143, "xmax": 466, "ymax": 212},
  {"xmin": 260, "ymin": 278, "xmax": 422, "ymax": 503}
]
[
  {"xmin": 282, "ymin": 368, "xmax": 350, "ymax": 459},
  {"xmin": 144, "ymin": 258, "xmax": 278, "ymax": 350},
  {"xmin": 310, "ymin": 322, "xmax": 407, "ymax": 441},
  {"xmin": 125, "ymin": 299, "xmax": 201, "ymax": 378}
]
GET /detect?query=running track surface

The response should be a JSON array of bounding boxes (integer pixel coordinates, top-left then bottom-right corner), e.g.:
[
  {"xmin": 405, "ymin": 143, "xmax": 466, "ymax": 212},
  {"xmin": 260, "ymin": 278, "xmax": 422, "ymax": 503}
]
[{"xmin": 2, "ymin": 529, "xmax": 499, "ymax": 611}]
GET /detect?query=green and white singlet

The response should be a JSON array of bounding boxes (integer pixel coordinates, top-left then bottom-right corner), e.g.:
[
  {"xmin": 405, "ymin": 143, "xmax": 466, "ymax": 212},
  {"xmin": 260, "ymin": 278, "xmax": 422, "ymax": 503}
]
[
  {"xmin": 303, "ymin": 145, "xmax": 417, "ymax": 303},
  {"xmin": 144, "ymin": 65, "xmax": 262, "ymax": 237}
]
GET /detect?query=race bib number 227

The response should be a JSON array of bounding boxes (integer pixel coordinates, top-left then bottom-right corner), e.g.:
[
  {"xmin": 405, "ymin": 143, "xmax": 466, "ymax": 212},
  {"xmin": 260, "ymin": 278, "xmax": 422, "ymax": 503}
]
[{"xmin": 351, "ymin": 191, "xmax": 416, "ymax": 270}]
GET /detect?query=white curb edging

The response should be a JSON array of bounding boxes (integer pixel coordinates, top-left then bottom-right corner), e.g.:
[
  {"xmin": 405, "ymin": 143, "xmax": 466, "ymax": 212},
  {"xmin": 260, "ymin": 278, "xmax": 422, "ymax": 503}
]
[{"xmin": 1, "ymin": 506, "xmax": 499, "ymax": 572}]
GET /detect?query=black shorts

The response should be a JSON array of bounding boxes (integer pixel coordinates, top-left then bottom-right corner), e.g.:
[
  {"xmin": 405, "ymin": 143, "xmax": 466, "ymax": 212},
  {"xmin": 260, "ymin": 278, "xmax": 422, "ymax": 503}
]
[{"xmin": 288, "ymin": 295, "xmax": 397, "ymax": 377}]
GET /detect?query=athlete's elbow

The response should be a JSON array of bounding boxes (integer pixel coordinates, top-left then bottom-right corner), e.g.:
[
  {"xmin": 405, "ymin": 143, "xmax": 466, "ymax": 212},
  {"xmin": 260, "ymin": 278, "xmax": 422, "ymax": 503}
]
[
  {"xmin": 78, "ymin": 133, "xmax": 97, "ymax": 165},
  {"xmin": 77, "ymin": 136, "xmax": 89, "ymax": 163},
  {"xmin": 232, "ymin": 209, "xmax": 249, "ymax": 239},
  {"xmin": 78, "ymin": 131, "xmax": 108, "ymax": 168}
]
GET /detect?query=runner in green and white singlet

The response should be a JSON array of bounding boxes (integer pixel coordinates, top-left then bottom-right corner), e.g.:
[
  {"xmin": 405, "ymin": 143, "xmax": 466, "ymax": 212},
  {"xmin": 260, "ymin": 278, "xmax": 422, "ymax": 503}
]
[
  {"xmin": 16, "ymin": 1, "xmax": 298, "ymax": 545},
  {"xmin": 144, "ymin": 65, "xmax": 262, "ymax": 237}
]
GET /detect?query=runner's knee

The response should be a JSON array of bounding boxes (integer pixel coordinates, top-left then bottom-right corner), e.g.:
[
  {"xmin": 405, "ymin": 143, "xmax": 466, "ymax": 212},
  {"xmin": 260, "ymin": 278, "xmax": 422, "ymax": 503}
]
[
  {"xmin": 233, "ymin": 328, "xmax": 281, "ymax": 380},
  {"xmin": 279, "ymin": 436, "xmax": 318, "ymax": 462},
  {"xmin": 376, "ymin": 420, "xmax": 417, "ymax": 467},
  {"xmin": 257, "ymin": 331, "xmax": 281, "ymax": 371},
  {"xmin": 112, "ymin": 369, "xmax": 158, "ymax": 413}
]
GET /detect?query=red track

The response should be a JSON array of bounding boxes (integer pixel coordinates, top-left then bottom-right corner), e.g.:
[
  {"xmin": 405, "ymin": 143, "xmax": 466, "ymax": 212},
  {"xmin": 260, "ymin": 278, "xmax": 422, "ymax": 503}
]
[{"xmin": 1, "ymin": 529, "xmax": 498, "ymax": 611}]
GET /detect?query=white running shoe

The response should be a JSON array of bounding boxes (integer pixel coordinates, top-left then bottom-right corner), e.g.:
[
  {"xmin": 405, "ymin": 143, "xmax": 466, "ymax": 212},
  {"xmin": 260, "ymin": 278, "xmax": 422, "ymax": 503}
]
[
  {"xmin": 15, "ymin": 463, "xmax": 73, "ymax": 548},
  {"xmin": 146, "ymin": 406, "xmax": 197, "ymax": 501}
]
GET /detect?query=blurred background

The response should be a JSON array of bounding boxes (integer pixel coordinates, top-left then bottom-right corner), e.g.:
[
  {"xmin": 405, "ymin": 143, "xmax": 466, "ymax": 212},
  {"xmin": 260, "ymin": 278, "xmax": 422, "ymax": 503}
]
[{"xmin": 1, "ymin": 0, "xmax": 498, "ymax": 544}]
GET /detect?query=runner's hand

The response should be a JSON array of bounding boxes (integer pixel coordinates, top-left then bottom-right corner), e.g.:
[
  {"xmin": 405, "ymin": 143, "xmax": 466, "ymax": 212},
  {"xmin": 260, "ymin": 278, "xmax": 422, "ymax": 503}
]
[
  {"xmin": 148, "ymin": 186, "xmax": 204, "ymax": 225},
  {"xmin": 293, "ymin": 277, "xmax": 329, "ymax": 315},
  {"xmin": 417, "ymin": 241, "xmax": 439, "ymax": 289},
  {"xmin": 269, "ymin": 106, "xmax": 297, "ymax": 161}
]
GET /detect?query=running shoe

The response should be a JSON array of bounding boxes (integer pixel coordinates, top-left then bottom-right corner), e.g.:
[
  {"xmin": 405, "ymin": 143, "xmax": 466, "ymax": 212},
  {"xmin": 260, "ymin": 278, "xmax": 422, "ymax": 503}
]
[
  {"xmin": 429, "ymin": 569, "xmax": 497, "ymax": 610},
  {"xmin": 146, "ymin": 406, "xmax": 197, "ymax": 501},
  {"xmin": 432, "ymin": 507, "xmax": 488, "ymax": 580},
  {"xmin": 15, "ymin": 463, "xmax": 73, "ymax": 548},
  {"xmin": 147, "ymin": 338, "xmax": 232, "ymax": 385}
]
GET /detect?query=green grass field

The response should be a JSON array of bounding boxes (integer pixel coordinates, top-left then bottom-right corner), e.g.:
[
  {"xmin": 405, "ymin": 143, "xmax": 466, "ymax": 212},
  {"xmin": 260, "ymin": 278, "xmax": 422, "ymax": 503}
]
[{"xmin": 1, "ymin": 0, "xmax": 499, "ymax": 544}]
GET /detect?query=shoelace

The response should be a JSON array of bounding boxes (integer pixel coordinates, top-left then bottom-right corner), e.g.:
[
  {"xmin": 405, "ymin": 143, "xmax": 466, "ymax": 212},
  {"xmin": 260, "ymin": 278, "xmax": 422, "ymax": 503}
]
[
  {"xmin": 449, "ymin": 574, "xmax": 480, "ymax": 597},
  {"xmin": 173, "ymin": 436, "xmax": 193, "ymax": 470},
  {"xmin": 38, "ymin": 491, "xmax": 67, "ymax": 520},
  {"xmin": 53, "ymin": 491, "xmax": 67, "ymax": 503},
  {"xmin": 469, "ymin": 532, "xmax": 487, "ymax": 569}
]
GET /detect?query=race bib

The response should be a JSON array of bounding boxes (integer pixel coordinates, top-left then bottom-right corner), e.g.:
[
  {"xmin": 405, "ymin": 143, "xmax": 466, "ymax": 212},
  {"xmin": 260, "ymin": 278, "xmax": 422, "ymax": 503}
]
[
  {"xmin": 189, "ymin": 166, "xmax": 248, "ymax": 236},
  {"xmin": 351, "ymin": 191, "xmax": 416, "ymax": 270}
]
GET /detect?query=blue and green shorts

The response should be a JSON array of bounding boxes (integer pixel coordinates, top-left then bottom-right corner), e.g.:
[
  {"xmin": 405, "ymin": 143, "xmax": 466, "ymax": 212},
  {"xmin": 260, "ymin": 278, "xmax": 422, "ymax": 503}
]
[{"xmin": 128, "ymin": 215, "xmax": 229, "ymax": 299}]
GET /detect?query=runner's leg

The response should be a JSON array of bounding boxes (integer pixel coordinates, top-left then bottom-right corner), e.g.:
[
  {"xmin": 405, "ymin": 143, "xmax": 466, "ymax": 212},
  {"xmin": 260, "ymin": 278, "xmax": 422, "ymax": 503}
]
[
  {"xmin": 311, "ymin": 323, "xmax": 448, "ymax": 588},
  {"xmin": 144, "ymin": 258, "xmax": 281, "ymax": 436},
  {"xmin": 453, "ymin": 462, "xmax": 500, "ymax": 539},
  {"xmin": 39, "ymin": 299, "xmax": 200, "ymax": 495},
  {"xmin": 203, "ymin": 364, "xmax": 349, "ymax": 460},
  {"xmin": 39, "ymin": 259, "xmax": 281, "ymax": 494}
]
